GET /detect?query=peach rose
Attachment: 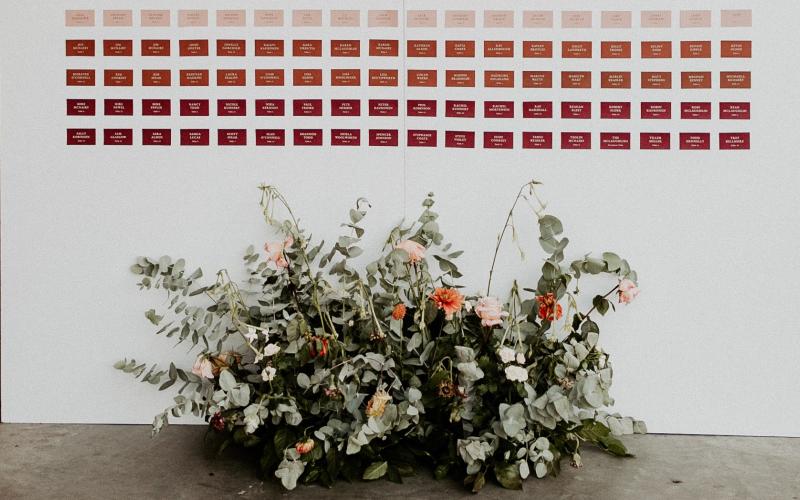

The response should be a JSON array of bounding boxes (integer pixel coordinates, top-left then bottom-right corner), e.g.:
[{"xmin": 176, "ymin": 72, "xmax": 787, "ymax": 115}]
[
  {"xmin": 191, "ymin": 356, "xmax": 215, "ymax": 379},
  {"xmin": 395, "ymin": 239, "xmax": 426, "ymax": 263},
  {"xmin": 430, "ymin": 288, "xmax": 465, "ymax": 321},
  {"xmin": 264, "ymin": 235, "xmax": 294, "ymax": 270},
  {"xmin": 618, "ymin": 279, "xmax": 640, "ymax": 304},
  {"xmin": 474, "ymin": 296, "xmax": 508, "ymax": 327}
]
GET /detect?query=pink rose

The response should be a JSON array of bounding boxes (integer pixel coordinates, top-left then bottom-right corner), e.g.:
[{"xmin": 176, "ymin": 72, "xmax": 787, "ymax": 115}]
[
  {"xmin": 474, "ymin": 296, "xmax": 508, "ymax": 327},
  {"xmin": 264, "ymin": 235, "xmax": 294, "ymax": 270},
  {"xmin": 191, "ymin": 356, "xmax": 215, "ymax": 379},
  {"xmin": 618, "ymin": 279, "xmax": 640, "ymax": 304},
  {"xmin": 395, "ymin": 239, "xmax": 426, "ymax": 263}
]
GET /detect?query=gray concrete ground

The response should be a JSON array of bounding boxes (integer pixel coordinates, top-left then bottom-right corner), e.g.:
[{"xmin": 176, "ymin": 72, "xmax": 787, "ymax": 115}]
[{"xmin": 0, "ymin": 424, "xmax": 798, "ymax": 499}]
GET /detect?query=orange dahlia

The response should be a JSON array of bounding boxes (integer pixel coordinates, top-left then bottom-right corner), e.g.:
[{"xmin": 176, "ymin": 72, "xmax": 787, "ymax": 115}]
[
  {"xmin": 536, "ymin": 293, "xmax": 563, "ymax": 321},
  {"xmin": 430, "ymin": 288, "xmax": 464, "ymax": 320},
  {"xmin": 391, "ymin": 303, "xmax": 407, "ymax": 320}
]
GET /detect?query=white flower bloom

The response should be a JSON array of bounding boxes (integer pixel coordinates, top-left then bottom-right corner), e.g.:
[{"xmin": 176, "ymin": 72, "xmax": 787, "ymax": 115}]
[
  {"xmin": 504, "ymin": 365, "xmax": 528, "ymax": 383},
  {"xmin": 244, "ymin": 326, "xmax": 258, "ymax": 342},
  {"xmin": 463, "ymin": 300, "xmax": 474, "ymax": 313},
  {"xmin": 261, "ymin": 366, "xmax": 277, "ymax": 382},
  {"xmin": 497, "ymin": 346, "xmax": 516, "ymax": 364},
  {"xmin": 244, "ymin": 413, "xmax": 260, "ymax": 434},
  {"xmin": 516, "ymin": 352, "xmax": 525, "ymax": 364},
  {"xmin": 263, "ymin": 343, "xmax": 281, "ymax": 357}
]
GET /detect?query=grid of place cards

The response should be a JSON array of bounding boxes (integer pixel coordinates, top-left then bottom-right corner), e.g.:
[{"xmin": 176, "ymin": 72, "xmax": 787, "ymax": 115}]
[{"xmin": 64, "ymin": 8, "xmax": 752, "ymax": 150}]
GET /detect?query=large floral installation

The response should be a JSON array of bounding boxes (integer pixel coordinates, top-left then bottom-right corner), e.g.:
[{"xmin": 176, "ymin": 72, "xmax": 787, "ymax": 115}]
[{"xmin": 117, "ymin": 181, "xmax": 644, "ymax": 492}]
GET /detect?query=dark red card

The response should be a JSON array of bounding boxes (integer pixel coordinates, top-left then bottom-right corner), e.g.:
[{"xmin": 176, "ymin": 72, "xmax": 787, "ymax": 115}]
[
  {"xmin": 142, "ymin": 129, "xmax": 171, "ymax": 146},
  {"xmin": 179, "ymin": 70, "xmax": 209, "ymax": 86},
  {"xmin": 561, "ymin": 132, "xmax": 591, "ymax": 150},
  {"xmin": 179, "ymin": 40, "xmax": 208, "ymax": 56},
  {"xmin": 180, "ymin": 129, "xmax": 210, "ymax": 146},
  {"xmin": 369, "ymin": 129, "xmax": 398, "ymax": 147},
  {"xmin": 561, "ymin": 102, "xmax": 591, "ymax": 119},
  {"xmin": 600, "ymin": 102, "xmax": 631, "ymax": 119},
  {"xmin": 67, "ymin": 99, "xmax": 95, "ymax": 116},
  {"xmin": 142, "ymin": 99, "xmax": 171, "ymax": 116},
  {"xmin": 255, "ymin": 99, "xmax": 285, "ymax": 116},
  {"xmin": 719, "ymin": 133, "xmax": 750, "ymax": 150},
  {"xmin": 681, "ymin": 102, "xmax": 712, "ymax": 120},
  {"xmin": 217, "ymin": 69, "xmax": 245, "ymax": 86},
  {"xmin": 640, "ymin": 133, "xmax": 671, "ymax": 150},
  {"xmin": 141, "ymin": 40, "xmax": 170, "ymax": 56},
  {"xmin": 331, "ymin": 69, "xmax": 360, "ymax": 86},
  {"xmin": 104, "ymin": 99, "xmax": 133, "ymax": 115},
  {"xmin": 522, "ymin": 41, "xmax": 553, "ymax": 58},
  {"xmin": 408, "ymin": 69, "xmax": 437, "ymax": 87},
  {"xmin": 561, "ymin": 71, "xmax": 591, "ymax": 89},
  {"xmin": 720, "ymin": 102, "xmax": 750, "ymax": 120},
  {"xmin": 66, "ymin": 40, "xmax": 95, "ymax": 56},
  {"xmin": 522, "ymin": 102, "xmax": 553, "ymax": 119},
  {"xmin": 407, "ymin": 100, "xmax": 436, "ymax": 117},
  {"xmin": 368, "ymin": 100, "xmax": 398, "ymax": 116},
  {"xmin": 104, "ymin": 129, "xmax": 133, "ymax": 145},
  {"xmin": 484, "ymin": 101, "xmax": 514, "ymax": 118},
  {"xmin": 217, "ymin": 99, "xmax": 246, "ymax": 116},
  {"xmin": 331, "ymin": 99, "xmax": 360, "ymax": 116},
  {"xmin": 679, "ymin": 133, "xmax": 711, "ymax": 150},
  {"xmin": 293, "ymin": 40, "xmax": 323, "ymax": 57},
  {"xmin": 180, "ymin": 99, "xmax": 209, "ymax": 116},
  {"xmin": 331, "ymin": 40, "xmax": 360, "ymax": 57},
  {"xmin": 293, "ymin": 69, "xmax": 323, "ymax": 86},
  {"xmin": 255, "ymin": 129, "xmax": 285, "ymax": 146},
  {"xmin": 407, "ymin": 130, "xmax": 437, "ymax": 147},
  {"xmin": 600, "ymin": 133, "xmax": 631, "ymax": 150},
  {"xmin": 641, "ymin": 102, "xmax": 672, "ymax": 119},
  {"xmin": 444, "ymin": 131, "xmax": 475, "ymax": 148},
  {"xmin": 103, "ymin": 40, "xmax": 132, "ymax": 56},
  {"xmin": 66, "ymin": 128, "xmax": 96, "ymax": 145},
  {"xmin": 104, "ymin": 69, "xmax": 133, "ymax": 86},
  {"xmin": 294, "ymin": 129, "xmax": 323, "ymax": 146},
  {"xmin": 217, "ymin": 40, "xmax": 246, "ymax": 56},
  {"xmin": 407, "ymin": 40, "xmax": 436, "ymax": 57},
  {"xmin": 331, "ymin": 129, "xmax": 361, "ymax": 146},
  {"xmin": 369, "ymin": 39, "xmax": 399, "ymax": 57},
  {"xmin": 522, "ymin": 132, "xmax": 553, "ymax": 149},
  {"xmin": 142, "ymin": 69, "xmax": 171, "ymax": 86},
  {"xmin": 218, "ymin": 129, "xmax": 247, "ymax": 145},
  {"xmin": 445, "ymin": 101, "xmax": 475, "ymax": 118},
  {"xmin": 66, "ymin": 69, "xmax": 95, "ymax": 86},
  {"xmin": 293, "ymin": 99, "xmax": 323, "ymax": 116},
  {"xmin": 255, "ymin": 40, "xmax": 284, "ymax": 56},
  {"xmin": 254, "ymin": 70, "xmax": 284, "ymax": 86},
  {"xmin": 484, "ymin": 132, "xmax": 513, "ymax": 149}
]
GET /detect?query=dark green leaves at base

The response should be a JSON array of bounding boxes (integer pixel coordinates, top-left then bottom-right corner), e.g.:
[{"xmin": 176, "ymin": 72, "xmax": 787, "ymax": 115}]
[
  {"xmin": 494, "ymin": 462, "xmax": 523, "ymax": 490},
  {"xmin": 577, "ymin": 421, "xmax": 633, "ymax": 457},
  {"xmin": 362, "ymin": 461, "xmax": 388, "ymax": 481}
]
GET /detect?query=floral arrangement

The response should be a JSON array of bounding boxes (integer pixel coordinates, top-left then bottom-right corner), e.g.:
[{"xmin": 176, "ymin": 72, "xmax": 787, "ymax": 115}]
[{"xmin": 117, "ymin": 181, "xmax": 644, "ymax": 492}]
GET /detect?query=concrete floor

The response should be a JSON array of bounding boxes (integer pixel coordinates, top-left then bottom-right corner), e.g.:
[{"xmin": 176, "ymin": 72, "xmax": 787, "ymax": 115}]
[{"xmin": 0, "ymin": 424, "xmax": 798, "ymax": 499}]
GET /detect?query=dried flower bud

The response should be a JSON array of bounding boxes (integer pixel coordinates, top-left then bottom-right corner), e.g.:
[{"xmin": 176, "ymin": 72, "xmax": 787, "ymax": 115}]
[
  {"xmin": 365, "ymin": 389, "xmax": 392, "ymax": 418},
  {"xmin": 295, "ymin": 438, "xmax": 315, "ymax": 455}
]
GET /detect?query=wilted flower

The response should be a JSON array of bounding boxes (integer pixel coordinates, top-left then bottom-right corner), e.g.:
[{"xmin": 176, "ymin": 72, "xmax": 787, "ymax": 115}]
[
  {"xmin": 261, "ymin": 366, "xmax": 276, "ymax": 382},
  {"xmin": 497, "ymin": 346, "xmax": 516, "ymax": 364},
  {"xmin": 475, "ymin": 296, "xmax": 508, "ymax": 327},
  {"xmin": 308, "ymin": 337, "xmax": 329, "ymax": 358},
  {"xmin": 192, "ymin": 356, "xmax": 215, "ymax": 379},
  {"xmin": 618, "ymin": 279, "xmax": 640, "ymax": 304},
  {"xmin": 430, "ymin": 288, "xmax": 465, "ymax": 320},
  {"xmin": 438, "ymin": 379, "xmax": 457, "ymax": 398},
  {"xmin": 559, "ymin": 377, "xmax": 575, "ymax": 390},
  {"xmin": 323, "ymin": 386, "xmax": 341, "ymax": 398},
  {"xmin": 210, "ymin": 352, "xmax": 241, "ymax": 376},
  {"xmin": 265, "ymin": 235, "xmax": 294, "ymax": 270},
  {"xmin": 295, "ymin": 438, "xmax": 315, "ymax": 455},
  {"xmin": 504, "ymin": 365, "xmax": 528, "ymax": 383},
  {"xmin": 391, "ymin": 303, "xmax": 407, "ymax": 321},
  {"xmin": 366, "ymin": 389, "xmax": 392, "ymax": 417},
  {"xmin": 210, "ymin": 411, "xmax": 225, "ymax": 431},
  {"xmin": 395, "ymin": 239, "xmax": 426, "ymax": 263},
  {"xmin": 536, "ymin": 293, "xmax": 563, "ymax": 321}
]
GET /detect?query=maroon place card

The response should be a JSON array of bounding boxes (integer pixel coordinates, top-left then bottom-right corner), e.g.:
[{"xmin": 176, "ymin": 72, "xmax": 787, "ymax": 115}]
[
  {"xmin": 484, "ymin": 101, "xmax": 514, "ymax": 118},
  {"xmin": 142, "ymin": 69, "xmax": 171, "ymax": 86},
  {"xmin": 600, "ymin": 102, "xmax": 631, "ymax": 119},
  {"xmin": 369, "ymin": 129, "xmax": 399, "ymax": 147},
  {"xmin": 66, "ymin": 69, "xmax": 95, "ymax": 86},
  {"xmin": 407, "ymin": 130, "xmax": 437, "ymax": 147},
  {"xmin": 142, "ymin": 129, "xmax": 171, "ymax": 145},
  {"xmin": 331, "ymin": 99, "xmax": 360, "ymax": 116},
  {"xmin": 217, "ymin": 40, "xmax": 246, "ymax": 57},
  {"xmin": 641, "ymin": 102, "xmax": 672, "ymax": 119},
  {"xmin": 522, "ymin": 132, "xmax": 553, "ymax": 149},
  {"xmin": 680, "ymin": 102, "xmax": 711, "ymax": 120},
  {"xmin": 640, "ymin": 133, "xmax": 671, "ymax": 150},
  {"xmin": 330, "ymin": 129, "xmax": 361, "ymax": 146},
  {"xmin": 561, "ymin": 132, "xmax": 591, "ymax": 150},
  {"xmin": 255, "ymin": 40, "xmax": 285, "ymax": 57},
  {"xmin": 368, "ymin": 100, "xmax": 398, "ymax": 116},
  {"xmin": 103, "ymin": 128, "xmax": 133, "ymax": 145},
  {"xmin": 142, "ymin": 99, "xmax": 171, "ymax": 116},
  {"xmin": 522, "ymin": 102, "xmax": 553, "ymax": 119},
  {"xmin": 180, "ymin": 99, "xmax": 209, "ymax": 116},
  {"xmin": 445, "ymin": 100, "xmax": 475, "ymax": 118},
  {"xmin": 679, "ymin": 133, "xmax": 711, "ymax": 150},
  {"xmin": 407, "ymin": 100, "xmax": 437, "ymax": 117},
  {"xmin": 66, "ymin": 40, "xmax": 95, "ymax": 56},
  {"xmin": 719, "ymin": 133, "xmax": 750, "ymax": 150},
  {"xmin": 66, "ymin": 128, "xmax": 96, "ymax": 145},
  {"xmin": 218, "ymin": 129, "xmax": 247, "ymax": 145},
  {"xmin": 561, "ymin": 102, "xmax": 591, "ymax": 119},
  {"xmin": 180, "ymin": 129, "xmax": 210, "ymax": 146},
  {"xmin": 255, "ymin": 129, "xmax": 286, "ymax": 146},
  {"xmin": 103, "ymin": 40, "xmax": 133, "ymax": 56},
  {"xmin": 483, "ymin": 132, "xmax": 513, "ymax": 149},
  {"xmin": 66, "ymin": 99, "xmax": 95, "ymax": 116},
  {"xmin": 293, "ymin": 99, "xmax": 323, "ymax": 116},
  {"xmin": 600, "ymin": 133, "xmax": 631, "ymax": 150},
  {"xmin": 293, "ymin": 129, "xmax": 323, "ymax": 146},
  {"xmin": 103, "ymin": 99, "xmax": 133, "ymax": 115},
  {"xmin": 179, "ymin": 40, "xmax": 209, "ymax": 56},
  {"xmin": 255, "ymin": 99, "xmax": 285, "ymax": 116},
  {"xmin": 217, "ymin": 99, "xmax": 246, "ymax": 116},
  {"xmin": 720, "ymin": 102, "xmax": 750, "ymax": 120},
  {"xmin": 141, "ymin": 39, "xmax": 170, "ymax": 56},
  {"xmin": 445, "ymin": 131, "xmax": 475, "ymax": 148}
]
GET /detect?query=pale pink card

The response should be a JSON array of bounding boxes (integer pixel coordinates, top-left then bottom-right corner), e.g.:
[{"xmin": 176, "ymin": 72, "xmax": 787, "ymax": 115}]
[
  {"xmin": 292, "ymin": 10, "xmax": 322, "ymax": 27},
  {"xmin": 141, "ymin": 10, "xmax": 169, "ymax": 27},
  {"xmin": 562, "ymin": 11, "xmax": 592, "ymax": 28},
  {"xmin": 641, "ymin": 11, "xmax": 671, "ymax": 28},
  {"xmin": 178, "ymin": 10, "xmax": 208, "ymax": 27},
  {"xmin": 216, "ymin": 10, "xmax": 245, "ymax": 27},
  {"xmin": 601, "ymin": 11, "xmax": 631, "ymax": 28},
  {"xmin": 254, "ymin": 10, "xmax": 283, "ymax": 27},
  {"xmin": 331, "ymin": 10, "xmax": 360, "ymax": 27},
  {"xmin": 65, "ymin": 10, "xmax": 94, "ymax": 27},
  {"xmin": 445, "ymin": 10, "xmax": 475, "ymax": 28},
  {"xmin": 368, "ymin": 10, "xmax": 398, "ymax": 27},
  {"xmin": 484, "ymin": 10, "xmax": 513, "ymax": 28},
  {"xmin": 103, "ymin": 10, "xmax": 132, "ymax": 27},
  {"xmin": 522, "ymin": 11, "xmax": 553, "ymax": 28},
  {"xmin": 407, "ymin": 10, "xmax": 436, "ymax": 28},
  {"xmin": 680, "ymin": 10, "xmax": 711, "ymax": 28},
  {"xmin": 721, "ymin": 10, "xmax": 752, "ymax": 27}
]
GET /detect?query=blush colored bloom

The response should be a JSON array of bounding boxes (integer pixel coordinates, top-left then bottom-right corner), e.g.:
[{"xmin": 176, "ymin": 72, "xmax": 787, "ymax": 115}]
[
  {"xmin": 430, "ymin": 288, "xmax": 465, "ymax": 321},
  {"xmin": 474, "ymin": 296, "xmax": 508, "ymax": 327},
  {"xmin": 391, "ymin": 303, "xmax": 407, "ymax": 321},
  {"xmin": 497, "ymin": 346, "xmax": 516, "ymax": 364},
  {"xmin": 264, "ymin": 235, "xmax": 294, "ymax": 270},
  {"xmin": 366, "ymin": 389, "xmax": 392, "ymax": 418},
  {"xmin": 536, "ymin": 293, "xmax": 563, "ymax": 322},
  {"xmin": 192, "ymin": 356, "xmax": 215, "ymax": 379},
  {"xmin": 295, "ymin": 438, "xmax": 315, "ymax": 455},
  {"xmin": 618, "ymin": 279, "xmax": 640, "ymax": 304},
  {"xmin": 504, "ymin": 365, "xmax": 529, "ymax": 383},
  {"xmin": 395, "ymin": 239, "xmax": 426, "ymax": 263}
]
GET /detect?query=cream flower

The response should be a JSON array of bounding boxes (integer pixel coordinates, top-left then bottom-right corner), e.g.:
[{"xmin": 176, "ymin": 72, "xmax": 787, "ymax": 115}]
[
  {"xmin": 497, "ymin": 346, "xmax": 516, "ymax": 364},
  {"xmin": 191, "ymin": 356, "xmax": 215, "ymax": 379},
  {"xmin": 261, "ymin": 366, "xmax": 277, "ymax": 382},
  {"xmin": 516, "ymin": 352, "xmax": 525, "ymax": 364},
  {"xmin": 243, "ymin": 326, "xmax": 258, "ymax": 343},
  {"xmin": 395, "ymin": 239, "xmax": 426, "ymax": 263},
  {"xmin": 475, "ymin": 297, "xmax": 508, "ymax": 327},
  {"xmin": 504, "ymin": 365, "xmax": 528, "ymax": 383},
  {"xmin": 366, "ymin": 389, "xmax": 392, "ymax": 417}
]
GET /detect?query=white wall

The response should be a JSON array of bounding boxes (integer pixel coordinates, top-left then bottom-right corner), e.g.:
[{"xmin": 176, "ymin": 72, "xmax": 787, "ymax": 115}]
[{"xmin": 2, "ymin": 0, "xmax": 799, "ymax": 437}]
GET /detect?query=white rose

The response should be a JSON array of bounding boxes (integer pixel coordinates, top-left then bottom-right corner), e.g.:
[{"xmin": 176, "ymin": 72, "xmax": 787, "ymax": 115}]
[
  {"xmin": 263, "ymin": 343, "xmax": 281, "ymax": 357},
  {"xmin": 504, "ymin": 365, "xmax": 528, "ymax": 383},
  {"xmin": 497, "ymin": 346, "xmax": 516, "ymax": 364},
  {"xmin": 261, "ymin": 366, "xmax": 277, "ymax": 382}
]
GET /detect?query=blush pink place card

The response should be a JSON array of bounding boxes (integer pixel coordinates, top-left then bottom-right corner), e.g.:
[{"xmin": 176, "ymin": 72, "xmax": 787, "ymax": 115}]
[
  {"xmin": 103, "ymin": 10, "xmax": 132, "ymax": 27},
  {"xmin": 65, "ymin": 10, "xmax": 94, "ymax": 27},
  {"xmin": 680, "ymin": 10, "xmax": 711, "ymax": 28},
  {"xmin": 368, "ymin": 10, "xmax": 398, "ymax": 27},
  {"xmin": 292, "ymin": 10, "xmax": 322, "ymax": 27},
  {"xmin": 601, "ymin": 11, "xmax": 631, "ymax": 28},
  {"xmin": 445, "ymin": 11, "xmax": 475, "ymax": 28},
  {"xmin": 216, "ymin": 10, "xmax": 245, "ymax": 27},
  {"xmin": 254, "ymin": 10, "xmax": 283, "ymax": 27},
  {"xmin": 407, "ymin": 10, "xmax": 436, "ymax": 28},
  {"xmin": 178, "ymin": 10, "xmax": 208, "ymax": 27},
  {"xmin": 484, "ymin": 11, "xmax": 513, "ymax": 28},
  {"xmin": 562, "ymin": 11, "xmax": 592, "ymax": 28},
  {"xmin": 721, "ymin": 10, "xmax": 752, "ymax": 27},
  {"xmin": 523, "ymin": 11, "xmax": 553, "ymax": 28},
  {"xmin": 141, "ymin": 10, "xmax": 169, "ymax": 27},
  {"xmin": 331, "ymin": 10, "xmax": 360, "ymax": 27},
  {"xmin": 641, "ymin": 11, "xmax": 671, "ymax": 28}
]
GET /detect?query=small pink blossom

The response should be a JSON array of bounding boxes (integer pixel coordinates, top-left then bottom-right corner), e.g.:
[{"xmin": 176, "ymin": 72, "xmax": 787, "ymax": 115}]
[
  {"xmin": 618, "ymin": 279, "xmax": 640, "ymax": 304},
  {"xmin": 192, "ymin": 356, "xmax": 215, "ymax": 379},
  {"xmin": 474, "ymin": 297, "xmax": 508, "ymax": 327},
  {"xmin": 264, "ymin": 235, "xmax": 294, "ymax": 270},
  {"xmin": 395, "ymin": 239, "xmax": 426, "ymax": 263}
]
